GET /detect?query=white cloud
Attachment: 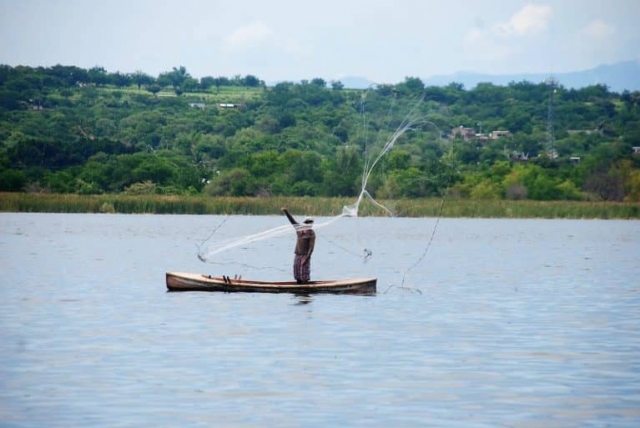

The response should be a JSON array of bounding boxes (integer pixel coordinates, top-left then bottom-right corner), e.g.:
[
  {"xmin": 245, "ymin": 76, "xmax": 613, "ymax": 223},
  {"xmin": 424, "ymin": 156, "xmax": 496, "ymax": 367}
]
[
  {"xmin": 222, "ymin": 21, "xmax": 273, "ymax": 51},
  {"xmin": 494, "ymin": 4, "xmax": 553, "ymax": 37},
  {"xmin": 562, "ymin": 19, "xmax": 620, "ymax": 67},
  {"xmin": 462, "ymin": 3, "xmax": 554, "ymax": 72},
  {"xmin": 581, "ymin": 19, "xmax": 615, "ymax": 41}
]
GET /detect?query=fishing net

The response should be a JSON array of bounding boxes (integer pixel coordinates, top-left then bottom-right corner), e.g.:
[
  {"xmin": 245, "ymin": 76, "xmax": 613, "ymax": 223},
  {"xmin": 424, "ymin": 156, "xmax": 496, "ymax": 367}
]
[{"xmin": 196, "ymin": 89, "xmax": 453, "ymax": 287}]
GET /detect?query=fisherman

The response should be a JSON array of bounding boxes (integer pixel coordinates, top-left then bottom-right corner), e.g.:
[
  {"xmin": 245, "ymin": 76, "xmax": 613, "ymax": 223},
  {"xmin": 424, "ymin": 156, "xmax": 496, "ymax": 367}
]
[{"xmin": 281, "ymin": 207, "xmax": 316, "ymax": 284}]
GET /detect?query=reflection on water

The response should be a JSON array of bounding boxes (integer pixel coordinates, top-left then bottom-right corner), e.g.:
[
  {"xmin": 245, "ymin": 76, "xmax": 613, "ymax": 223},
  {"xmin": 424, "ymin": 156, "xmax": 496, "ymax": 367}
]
[
  {"xmin": 293, "ymin": 293, "xmax": 314, "ymax": 305},
  {"xmin": 1, "ymin": 213, "xmax": 639, "ymax": 427}
]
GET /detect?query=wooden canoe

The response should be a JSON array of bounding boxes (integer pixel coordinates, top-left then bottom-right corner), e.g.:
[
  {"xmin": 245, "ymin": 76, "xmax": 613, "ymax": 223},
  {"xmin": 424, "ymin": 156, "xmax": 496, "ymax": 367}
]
[{"xmin": 166, "ymin": 271, "xmax": 377, "ymax": 295}]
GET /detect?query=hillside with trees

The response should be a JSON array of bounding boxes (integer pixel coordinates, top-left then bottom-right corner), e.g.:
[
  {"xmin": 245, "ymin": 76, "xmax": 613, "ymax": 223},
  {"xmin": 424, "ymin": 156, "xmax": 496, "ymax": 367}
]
[{"xmin": 1, "ymin": 64, "xmax": 639, "ymax": 202}]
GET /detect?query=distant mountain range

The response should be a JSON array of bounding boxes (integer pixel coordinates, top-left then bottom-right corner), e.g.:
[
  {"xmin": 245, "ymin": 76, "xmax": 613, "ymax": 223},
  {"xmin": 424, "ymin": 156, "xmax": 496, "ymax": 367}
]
[{"xmin": 338, "ymin": 59, "xmax": 640, "ymax": 93}]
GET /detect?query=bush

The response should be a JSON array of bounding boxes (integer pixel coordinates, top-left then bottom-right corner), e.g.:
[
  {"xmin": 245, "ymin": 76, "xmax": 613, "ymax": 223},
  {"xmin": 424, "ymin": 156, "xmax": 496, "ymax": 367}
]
[
  {"xmin": 505, "ymin": 183, "xmax": 528, "ymax": 200},
  {"xmin": 470, "ymin": 180, "xmax": 501, "ymax": 200},
  {"xmin": 124, "ymin": 180, "xmax": 157, "ymax": 195},
  {"xmin": 0, "ymin": 169, "xmax": 26, "ymax": 191},
  {"xmin": 75, "ymin": 179, "xmax": 101, "ymax": 195},
  {"xmin": 556, "ymin": 180, "xmax": 585, "ymax": 201},
  {"xmin": 99, "ymin": 202, "xmax": 116, "ymax": 213}
]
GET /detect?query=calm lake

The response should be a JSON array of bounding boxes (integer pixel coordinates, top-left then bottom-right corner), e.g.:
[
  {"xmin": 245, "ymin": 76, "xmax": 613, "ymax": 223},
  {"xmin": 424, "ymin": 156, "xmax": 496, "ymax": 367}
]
[{"xmin": 1, "ymin": 213, "xmax": 639, "ymax": 427}]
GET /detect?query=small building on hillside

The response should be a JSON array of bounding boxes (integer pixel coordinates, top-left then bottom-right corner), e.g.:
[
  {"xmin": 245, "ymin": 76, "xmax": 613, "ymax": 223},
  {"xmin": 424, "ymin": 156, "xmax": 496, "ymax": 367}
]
[
  {"xmin": 490, "ymin": 130, "xmax": 512, "ymax": 139},
  {"xmin": 476, "ymin": 133, "xmax": 489, "ymax": 143},
  {"xmin": 567, "ymin": 128, "xmax": 602, "ymax": 136},
  {"xmin": 510, "ymin": 152, "xmax": 529, "ymax": 162},
  {"xmin": 450, "ymin": 126, "xmax": 476, "ymax": 141}
]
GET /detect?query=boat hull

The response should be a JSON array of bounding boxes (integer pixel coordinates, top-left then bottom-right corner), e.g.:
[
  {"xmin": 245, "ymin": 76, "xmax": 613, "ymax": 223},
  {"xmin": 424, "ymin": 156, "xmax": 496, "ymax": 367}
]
[{"xmin": 166, "ymin": 272, "xmax": 376, "ymax": 295}]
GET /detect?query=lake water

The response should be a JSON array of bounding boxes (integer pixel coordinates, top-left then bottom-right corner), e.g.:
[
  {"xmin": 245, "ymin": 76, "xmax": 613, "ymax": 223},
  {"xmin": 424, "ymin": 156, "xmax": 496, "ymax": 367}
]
[{"xmin": 1, "ymin": 213, "xmax": 639, "ymax": 427}]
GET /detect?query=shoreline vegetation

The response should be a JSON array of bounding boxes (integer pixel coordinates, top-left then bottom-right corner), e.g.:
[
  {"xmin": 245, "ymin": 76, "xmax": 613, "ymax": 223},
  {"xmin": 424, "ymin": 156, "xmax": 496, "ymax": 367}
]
[{"xmin": 1, "ymin": 193, "xmax": 638, "ymax": 219}]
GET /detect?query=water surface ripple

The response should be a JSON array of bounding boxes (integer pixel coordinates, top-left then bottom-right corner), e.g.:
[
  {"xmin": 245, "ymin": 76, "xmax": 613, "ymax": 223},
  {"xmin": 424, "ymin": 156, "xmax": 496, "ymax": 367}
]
[{"xmin": 1, "ymin": 214, "xmax": 639, "ymax": 427}]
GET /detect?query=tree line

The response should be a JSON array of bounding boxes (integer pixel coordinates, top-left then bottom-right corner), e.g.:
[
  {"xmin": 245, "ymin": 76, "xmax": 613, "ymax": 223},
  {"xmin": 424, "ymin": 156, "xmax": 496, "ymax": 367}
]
[{"xmin": 0, "ymin": 64, "xmax": 639, "ymax": 202}]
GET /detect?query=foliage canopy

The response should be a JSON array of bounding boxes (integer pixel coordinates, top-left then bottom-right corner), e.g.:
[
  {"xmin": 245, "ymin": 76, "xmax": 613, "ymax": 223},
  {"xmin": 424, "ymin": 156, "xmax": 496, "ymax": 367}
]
[{"xmin": 1, "ymin": 64, "xmax": 639, "ymax": 202}]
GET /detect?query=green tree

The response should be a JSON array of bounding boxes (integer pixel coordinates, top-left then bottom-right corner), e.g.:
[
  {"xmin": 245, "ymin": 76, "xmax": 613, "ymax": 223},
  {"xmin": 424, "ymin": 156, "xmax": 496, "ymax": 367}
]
[
  {"xmin": 283, "ymin": 149, "xmax": 323, "ymax": 184},
  {"xmin": 158, "ymin": 66, "xmax": 191, "ymax": 94},
  {"xmin": 205, "ymin": 168, "xmax": 253, "ymax": 196},
  {"xmin": 131, "ymin": 71, "xmax": 154, "ymax": 90},
  {"xmin": 322, "ymin": 145, "xmax": 363, "ymax": 196},
  {"xmin": 109, "ymin": 72, "xmax": 132, "ymax": 88},
  {"xmin": 88, "ymin": 66, "xmax": 109, "ymax": 86},
  {"xmin": 1, "ymin": 64, "xmax": 639, "ymax": 201},
  {"xmin": 0, "ymin": 169, "xmax": 27, "ymax": 191},
  {"xmin": 242, "ymin": 74, "xmax": 262, "ymax": 87}
]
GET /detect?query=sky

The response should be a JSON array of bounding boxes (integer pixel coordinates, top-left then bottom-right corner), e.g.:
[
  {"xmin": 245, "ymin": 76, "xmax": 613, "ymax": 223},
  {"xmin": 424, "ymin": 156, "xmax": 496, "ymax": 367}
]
[{"xmin": 1, "ymin": 0, "xmax": 639, "ymax": 84}]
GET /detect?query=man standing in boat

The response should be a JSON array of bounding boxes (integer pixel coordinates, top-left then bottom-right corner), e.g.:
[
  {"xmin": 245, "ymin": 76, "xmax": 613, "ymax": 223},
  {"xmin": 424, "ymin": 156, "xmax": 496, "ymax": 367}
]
[{"xmin": 281, "ymin": 207, "xmax": 316, "ymax": 284}]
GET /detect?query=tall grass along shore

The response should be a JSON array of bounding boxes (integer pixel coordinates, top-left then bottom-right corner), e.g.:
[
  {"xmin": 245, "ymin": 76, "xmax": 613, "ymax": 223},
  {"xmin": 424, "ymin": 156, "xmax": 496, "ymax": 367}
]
[{"xmin": 1, "ymin": 193, "xmax": 638, "ymax": 219}]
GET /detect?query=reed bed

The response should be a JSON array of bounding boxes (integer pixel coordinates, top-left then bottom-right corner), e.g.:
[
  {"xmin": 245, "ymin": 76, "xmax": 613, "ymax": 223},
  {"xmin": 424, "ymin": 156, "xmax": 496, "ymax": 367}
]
[{"xmin": 1, "ymin": 192, "xmax": 638, "ymax": 219}]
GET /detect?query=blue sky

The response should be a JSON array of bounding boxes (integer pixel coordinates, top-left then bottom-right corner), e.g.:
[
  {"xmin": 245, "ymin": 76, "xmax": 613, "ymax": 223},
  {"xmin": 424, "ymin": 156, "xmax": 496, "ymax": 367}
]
[{"xmin": 1, "ymin": 0, "xmax": 638, "ymax": 84}]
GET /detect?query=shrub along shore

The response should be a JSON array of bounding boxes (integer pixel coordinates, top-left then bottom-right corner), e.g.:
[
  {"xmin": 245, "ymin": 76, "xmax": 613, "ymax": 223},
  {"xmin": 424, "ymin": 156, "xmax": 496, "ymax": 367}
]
[{"xmin": 1, "ymin": 193, "xmax": 638, "ymax": 219}]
